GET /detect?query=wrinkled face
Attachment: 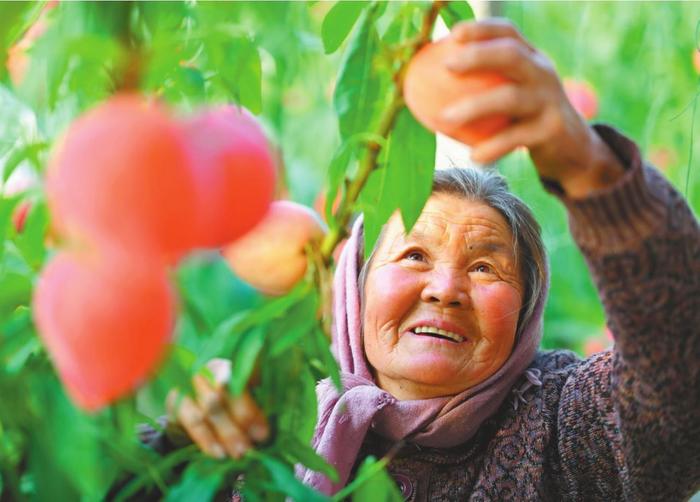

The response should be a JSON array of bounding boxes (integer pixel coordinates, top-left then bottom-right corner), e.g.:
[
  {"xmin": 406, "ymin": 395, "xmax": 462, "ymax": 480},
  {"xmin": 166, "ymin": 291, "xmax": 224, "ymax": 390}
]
[{"xmin": 362, "ymin": 193, "xmax": 523, "ymax": 400}]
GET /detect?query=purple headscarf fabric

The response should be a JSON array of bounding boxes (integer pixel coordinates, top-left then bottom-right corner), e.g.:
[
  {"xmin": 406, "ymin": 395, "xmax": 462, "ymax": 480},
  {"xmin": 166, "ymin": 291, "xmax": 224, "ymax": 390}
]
[{"xmin": 299, "ymin": 215, "xmax": 548, "ymax": 495}]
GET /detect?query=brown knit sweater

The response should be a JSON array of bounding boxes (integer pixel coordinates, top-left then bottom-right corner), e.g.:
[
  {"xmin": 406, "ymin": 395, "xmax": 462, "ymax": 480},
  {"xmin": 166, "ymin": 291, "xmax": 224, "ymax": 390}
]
[{"xmin": 353, "ymin": 126, "xmax": 700, "ymax": 501}]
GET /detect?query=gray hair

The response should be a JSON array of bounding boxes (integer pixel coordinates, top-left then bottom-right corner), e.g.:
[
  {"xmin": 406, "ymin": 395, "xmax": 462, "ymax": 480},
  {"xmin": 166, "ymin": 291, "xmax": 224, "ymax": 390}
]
[{"xmin": 358, "ymin": 167, "xmax": 547, "ymax": 339}]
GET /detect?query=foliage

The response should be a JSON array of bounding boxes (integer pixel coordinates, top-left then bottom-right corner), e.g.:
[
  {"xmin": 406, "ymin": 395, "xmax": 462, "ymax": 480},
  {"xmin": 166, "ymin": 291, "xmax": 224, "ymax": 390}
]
[{"xmin": 0, "ymin": 0, "xmax": 465, "ymax": 499}]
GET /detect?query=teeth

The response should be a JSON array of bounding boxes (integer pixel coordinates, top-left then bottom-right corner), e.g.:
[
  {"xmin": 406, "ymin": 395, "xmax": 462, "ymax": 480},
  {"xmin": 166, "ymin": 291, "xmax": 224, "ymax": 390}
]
[{"xmin": 413, "ymin": 326, "xmax": 464, "ymax": 342}]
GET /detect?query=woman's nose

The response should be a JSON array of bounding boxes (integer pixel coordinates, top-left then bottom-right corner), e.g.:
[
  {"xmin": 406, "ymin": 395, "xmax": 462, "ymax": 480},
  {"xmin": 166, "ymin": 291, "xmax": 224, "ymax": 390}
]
[{"xmin": 420, "ymin": 268, "xmax": 470, "ymax": 307}]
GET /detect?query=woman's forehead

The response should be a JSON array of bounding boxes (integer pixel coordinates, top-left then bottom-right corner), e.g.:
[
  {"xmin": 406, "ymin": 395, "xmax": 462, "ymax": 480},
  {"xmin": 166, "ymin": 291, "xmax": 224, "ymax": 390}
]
[{"xmin": 384, "ymin": 194, "xmax": 513, "ymax": 246}]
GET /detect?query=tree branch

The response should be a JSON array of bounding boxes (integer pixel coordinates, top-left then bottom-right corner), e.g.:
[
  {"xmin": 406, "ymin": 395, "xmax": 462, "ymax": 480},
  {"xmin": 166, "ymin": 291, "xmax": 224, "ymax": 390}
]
[{"xmin": 319, "ymin": 1, "xmax": 445, "ymax": 262}]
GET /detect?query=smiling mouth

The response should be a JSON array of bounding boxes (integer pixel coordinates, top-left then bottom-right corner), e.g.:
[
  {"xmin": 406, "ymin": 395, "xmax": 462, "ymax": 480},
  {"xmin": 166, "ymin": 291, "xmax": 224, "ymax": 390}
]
[{"xmin": 412, "ymin": 326, "xmax": 465, "ymax": 343}]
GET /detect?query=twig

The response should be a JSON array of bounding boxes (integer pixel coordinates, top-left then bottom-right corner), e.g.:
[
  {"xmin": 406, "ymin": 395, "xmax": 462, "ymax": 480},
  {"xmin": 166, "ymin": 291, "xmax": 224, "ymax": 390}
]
[{"xmin": 319, "ymin": 1, "xmax": 445, "ymax": 262}]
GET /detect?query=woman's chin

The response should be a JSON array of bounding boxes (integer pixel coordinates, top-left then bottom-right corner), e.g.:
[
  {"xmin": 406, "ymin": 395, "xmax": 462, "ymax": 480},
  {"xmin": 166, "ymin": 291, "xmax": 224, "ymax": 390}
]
[{"xmin": 393, "ymin": 354, "xmax": 473, "ymax": 392}]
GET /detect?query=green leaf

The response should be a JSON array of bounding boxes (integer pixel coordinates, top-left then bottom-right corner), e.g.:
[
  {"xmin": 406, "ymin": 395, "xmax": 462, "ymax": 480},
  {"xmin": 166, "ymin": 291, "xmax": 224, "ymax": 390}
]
[
  {"xmin": 177, "ymin": 254, "xmax": 261, "ymax": 334},
  {"xmin": 164, "ymin": 459, "xmax": 227, "ymax": 502},
  {"xmin": 332, "ymin": 456, "xmax": 401, "ymax": 502},
  {"xmin": 333, "ymin": 7, "xmax": 385, "ymax": 140},
  {"xmin": 386, "ymin": 107, "xmax": 436, "ymax": 232},
  {"xmin": 112, "ymin": 445, "xmax": 201, "ymax": 502},
  {"xmin": 211, "ymin": 35, "xmax": 262, "ymax": 114},
  {"xmin": 325, "ymin": 132, "xmax": 386, "ymax": 207},
  {"xmin": 325, "ymin": 142, "xmax": 355, "ymax": 223},
  {"xmin": 2, "ymin": 142, "xmax": 48, "ymax": 184},
  {"xmin": 229, "ymin": 327, "xmax": 266, "ymax": 396},
  {"xmin": 30, "ymin": 377, "xmax": 115, "ymax": 500},
  {"xmin": 15, "ymin": 199, "xmax": 49, "ymax": 270},
  {"xmin": 252, "ymin": 452, "xmax": 330, "ymax": 502},
  {"xmin": 0, "ymin": 270, "xmax": 32, "ymax": 319},
  {"xmin": 0, "ymin": 2, "xmax": 41, "ymax": 76},
  {"xmin": 0, "ymin": 196, "xmax": 19, "ymax": 244},
  {"xmin": 143, "ymin": 344, "xmax": 197, "ymax": 404},
  {"xmin": 358, "ymin": 107, "xmax": 435, "ymax": 257},
  {"xmin": 311, "ymin": 326, "xmax": 341, "ymax": 390},
  {"xmin": 269, "ymin": 313, "xmax": 317, "ymax": 357},
  {"xmin": 0, "ymin": 306, "xmax": 40, "ymax": 374},
  {"xmin": 350, "ymin": 456, "xmax": 402, "ymax": 501},
  {"xmin": 0, "ymin": 87, "xmax": 37, "ymax": 160},
  {"xmin": 381, "ymin": 3, "xmax": 421, "ymax": 45},
  {"xmin": 439, "ymin": 1, "xmax": 475, "ymax": 29},
  {"xmin": 321, "ymin": 1, "xmax": 366, "ymax": 55},
  {"xmin": 243, "ymin": 284, "xmax": 310, "ymax": 327},
  {"xmin": 282, "ymin": 437, "xmax": 338, "ymax": 483}
]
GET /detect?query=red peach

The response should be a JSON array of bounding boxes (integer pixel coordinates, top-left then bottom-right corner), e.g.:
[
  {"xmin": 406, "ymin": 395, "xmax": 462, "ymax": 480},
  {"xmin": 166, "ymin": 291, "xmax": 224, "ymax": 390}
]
[
  {"xmin": 404, "ymin": 37, "xmax": 510, "ymax": 146},
  {"xmin": 563, "ymin": 79, "xmax": 599, "ymax": 120},
  {"xmin": 649, "ymin": 147, "xmax": 677, "ymax": 172},
  {"xmin": 46, "ymin": 94, "xmax": 199, "ymax": 262},
  {"xmin": 181, "ymin": 106, "xmax": 276, "ymax": 249},
  {"xmin": 12, "ymin": 200, "xmax": 31, "ymax": 233},
  {"xmin": 32, "ymin": 248, "xmax": 175, "ymax": 411},
  {"xmin": 223, "ymin": 201, "xmax": 327, "ymax": 296}
]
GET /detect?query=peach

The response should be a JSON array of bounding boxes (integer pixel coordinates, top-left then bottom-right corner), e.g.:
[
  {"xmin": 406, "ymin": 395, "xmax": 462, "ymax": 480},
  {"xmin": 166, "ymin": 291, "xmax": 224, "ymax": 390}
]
[
  {"xmin": 6, "ymin": 1, "xmax": 57, "ymax": 86},
  {"xmin": 403, "ymin": 37, "xmax": 510, "ymax": 146},
  {"xmin": 46, "ymin": 94, "xmax": 198, "ymax": 262},
  {"xmin": 12, "ymin": 200, "xmax": 31, "ymax": 233},
  {"xmin": 649, "ymin": 146, "xmax": 677, "ymax": 172},
  {"xmin": 223, "ymin": 201, "xmax": 327, "ymax": 296},
  {"xmin": 583, "ymin": 338, "xmax": 607, "ymax": 357},
  {"xmin": 32, "ymin": 248, "xmax": 175, "ymax": 411},
  {"xmin": 181, "ymin": 106, "xmax": 276, "ymax": 249},
  {"xmin": 563, "ymin": 79, "xmax": 599, "ymax": 120}
]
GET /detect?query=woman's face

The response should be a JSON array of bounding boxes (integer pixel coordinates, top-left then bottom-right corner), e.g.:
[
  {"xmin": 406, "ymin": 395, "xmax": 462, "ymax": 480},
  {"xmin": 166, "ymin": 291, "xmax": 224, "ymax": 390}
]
[{"xmin": 362, "ymin": 193, "xmax": 524, "ymax": 400}]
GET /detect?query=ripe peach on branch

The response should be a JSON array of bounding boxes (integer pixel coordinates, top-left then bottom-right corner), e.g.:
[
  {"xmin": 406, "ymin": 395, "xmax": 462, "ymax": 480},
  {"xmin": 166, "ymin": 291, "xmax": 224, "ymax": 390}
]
[
  {"xmin": 181, "ymin": 106, "xmax": 277, "ymax": 249},
  {"xmin": 223, "ymin": 201, "xmax": 327, "ymax": 296},
  {"xmin": 46, "ymin": 94, "xmax": 199, "ymax": 262},
  {"xmin": 563, "ymin": 78, "xmax": 598, "ymax": 120},
  {"xmin": 32, "ymin": 248, "xmax": 175, "ymax": 411},
  {"xmin": 12, "ymin": 200, "xmax": 32, "ymax": 233},
  {"xmin": 403, "ymin": 36, "xmax": 510, "ymax": 146}
]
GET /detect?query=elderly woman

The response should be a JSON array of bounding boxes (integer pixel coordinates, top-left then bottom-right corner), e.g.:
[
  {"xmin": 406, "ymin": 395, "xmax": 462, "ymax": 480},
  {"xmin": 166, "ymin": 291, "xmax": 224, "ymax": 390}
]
[{"xmin": 167, "ymin": 20, "xmax": 700, "ymax": 500}]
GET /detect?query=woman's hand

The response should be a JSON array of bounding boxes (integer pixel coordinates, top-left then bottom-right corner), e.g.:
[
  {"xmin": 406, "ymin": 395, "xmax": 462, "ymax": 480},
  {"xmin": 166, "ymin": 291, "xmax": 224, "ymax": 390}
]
[
  {"xmin": 167, "ymin": 358, "xmax": 270, "ymax": 459},
  {"xmin": 442, "ymin": 19, "xmax": 625, "ymax": 198}
]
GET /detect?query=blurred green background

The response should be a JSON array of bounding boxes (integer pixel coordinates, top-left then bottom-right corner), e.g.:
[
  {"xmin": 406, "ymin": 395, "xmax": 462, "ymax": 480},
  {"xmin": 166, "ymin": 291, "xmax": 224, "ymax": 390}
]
[{"xmin": 497, "ymin": 1, "xmax": 700, "ymax": 355}]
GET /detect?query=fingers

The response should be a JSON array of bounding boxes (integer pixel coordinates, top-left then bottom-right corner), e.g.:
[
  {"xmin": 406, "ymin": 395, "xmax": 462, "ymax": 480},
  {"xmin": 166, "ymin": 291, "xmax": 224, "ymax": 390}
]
[
  {"xmin": 200, "ymin": 360, "xmax": 268, "ymax": 441},
  {"xmin": 227, "ymin": 392, "xmax": 270, "ymax": 443},
  {"xmin": 442, "ymin": 83, "xmax": 539, "ymax": 126},
  {"xmin": 169, "ymin": 359, "xmax": 270, "ymax": 461},
  {"xmin": 206, "ymin": 358, "xmax": 232, "ymax": 384},
  {"xmin": 446, "ymin": 38, "xmax": 538, "ymax": 83},
  {"xmin": 470, "ymin": 117, "xmax": 548, "ymax": 164},
  {"xmin": 175, "ymin": 394, "xmax": 227, "ymax": 459},
  {"xmin": 451, "ymin": 18, "xmax": 535, "ymax": 51},
  {"xmin": 193, "ymin": 374, "xmax": 253, "ymax": 459}
]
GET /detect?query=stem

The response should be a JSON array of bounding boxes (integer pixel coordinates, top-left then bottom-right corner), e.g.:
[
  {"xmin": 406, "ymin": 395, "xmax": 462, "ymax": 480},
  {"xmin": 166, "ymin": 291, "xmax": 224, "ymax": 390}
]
[
  {"xmin": 319, "ymin": 1, "xmax": 445, "ymax": 262},
  {"xmin": 114, "ymin": 1, "xmax": 142, "ymax": 92}
]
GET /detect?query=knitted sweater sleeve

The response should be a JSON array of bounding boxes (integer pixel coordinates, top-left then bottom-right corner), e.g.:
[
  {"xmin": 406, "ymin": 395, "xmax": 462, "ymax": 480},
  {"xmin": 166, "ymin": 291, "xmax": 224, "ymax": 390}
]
[{"xmin": 550, "ymin": 125, "xmax": 700, "ymax": 500}]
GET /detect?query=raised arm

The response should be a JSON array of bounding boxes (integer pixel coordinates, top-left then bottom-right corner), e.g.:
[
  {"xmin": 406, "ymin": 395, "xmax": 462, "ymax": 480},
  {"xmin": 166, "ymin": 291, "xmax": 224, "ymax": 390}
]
[
  {"xmin": 556, "ymin": 126, "xmax": 700, "ymax": 499},
  {"xmin": 444, "ymin": 19, "xmax": 700, "ymax": 498}
]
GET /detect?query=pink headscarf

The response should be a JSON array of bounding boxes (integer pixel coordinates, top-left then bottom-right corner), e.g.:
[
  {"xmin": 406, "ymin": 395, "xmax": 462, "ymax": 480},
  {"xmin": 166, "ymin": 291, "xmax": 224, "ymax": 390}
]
[{"xmin": 300, "ymin": 216, "xmax": 547, "ymax": 495}]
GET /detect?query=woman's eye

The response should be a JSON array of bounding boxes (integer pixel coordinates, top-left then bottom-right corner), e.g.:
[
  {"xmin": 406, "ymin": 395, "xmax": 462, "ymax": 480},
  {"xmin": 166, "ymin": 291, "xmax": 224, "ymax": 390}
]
[
  {"xmin": 472, "ymin": 263, "xmax": 492, "ymax": 274},
  {"xmin": 405, "ymin": 251, "xmax": 425, "ymax": 262}
]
